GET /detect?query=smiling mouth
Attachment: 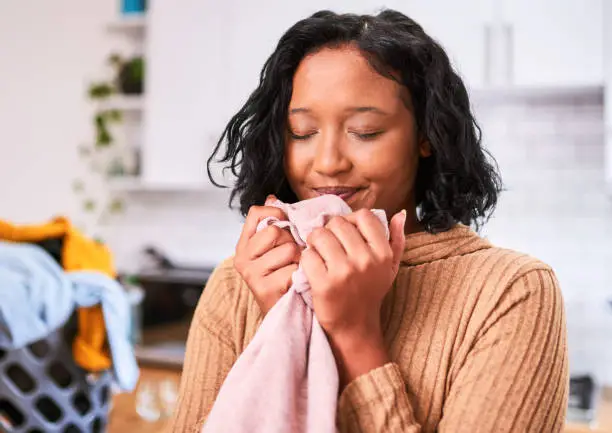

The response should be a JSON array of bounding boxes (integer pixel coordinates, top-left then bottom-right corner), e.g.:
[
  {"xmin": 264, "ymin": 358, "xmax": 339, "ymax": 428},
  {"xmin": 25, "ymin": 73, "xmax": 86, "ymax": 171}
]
[{"xmin": 313, "ymin": 186, "xmax": 363, "ymax": 201}]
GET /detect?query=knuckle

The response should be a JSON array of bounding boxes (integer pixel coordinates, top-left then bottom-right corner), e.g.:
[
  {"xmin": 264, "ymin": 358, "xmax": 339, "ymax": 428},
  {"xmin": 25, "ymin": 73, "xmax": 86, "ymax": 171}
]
[
  {"xmin": 288, "ymin": 242, "xmax": 300, "ymax": 256},
  {"xmin": 272, "ymin": 208, "xmax": 287, "ymax": 219},
  {"xmin": 279, "ymin": 242, "xmax": 298, "ymax": 259},
  {"xmin": 335, "ymin": 262, "xmax": 353, "ymax": 280},
  {"xmin": 308, "ymin": 227, "xmax": 323, "ymax": 243},
  {"xmin": 301, "ymin": 248, "xmax": 314, "ymax": 263},
  {"xmin": 263, "ymin": 226, "xmax": 280, "ymax": 245},
  {"xmin": 267, "ymin": 224, "xmax": 282, "ymax": 237},
  {"xmin": 247, "ymin": 205, "xmax": 263, "ymax": 219},
  {"xmin": 381, "ymin": 249, "xmax": 393, "ymax": 263},
  {"xmin": 326, "ymin": 216, "xmax": 343, "ymax": 229},
  {"xmin": 354, "ymin": 256, "xmax": 371, "ymax": 272},
  {"xmin": 279, "ymin": 230, "xmax": 295, "ymax": 244},
  {"xmin": 262, "ymin": 204, "xmax": 284, "ymax": 218},
  {"xmin": 356, "ymin": 208, "xmax": 373, "ymax": 222}
]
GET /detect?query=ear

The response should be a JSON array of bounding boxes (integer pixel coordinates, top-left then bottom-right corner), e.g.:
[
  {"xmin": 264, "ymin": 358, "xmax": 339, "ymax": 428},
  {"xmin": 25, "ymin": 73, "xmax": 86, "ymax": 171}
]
[{"xmin": 419, "ymin": 139, "xmax": 432, "ymax": 158}]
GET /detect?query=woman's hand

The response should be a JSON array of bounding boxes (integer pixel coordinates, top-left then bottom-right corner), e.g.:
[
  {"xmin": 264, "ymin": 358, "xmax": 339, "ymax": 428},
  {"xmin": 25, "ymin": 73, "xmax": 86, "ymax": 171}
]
[
  {"xmin": 234, "ymin": 197, "xmax": 301, "ymax": 315},
  {"xmin": 301, "ymin": 209, "xmax": 407, "ymax": 386}
]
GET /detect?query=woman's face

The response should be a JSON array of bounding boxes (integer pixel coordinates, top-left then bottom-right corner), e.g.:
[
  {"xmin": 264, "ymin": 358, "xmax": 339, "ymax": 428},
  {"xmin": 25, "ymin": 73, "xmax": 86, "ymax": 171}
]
[{"xmin": 284, "ymin": 45, "xmax": 430, "ymax": 222}]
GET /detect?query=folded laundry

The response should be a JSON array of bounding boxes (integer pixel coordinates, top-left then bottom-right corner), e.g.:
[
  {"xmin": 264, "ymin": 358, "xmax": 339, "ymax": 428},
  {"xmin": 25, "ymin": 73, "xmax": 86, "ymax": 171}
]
[{"xmin": 0, "ymin": 241, "xmax": 138, "ymax": 391}]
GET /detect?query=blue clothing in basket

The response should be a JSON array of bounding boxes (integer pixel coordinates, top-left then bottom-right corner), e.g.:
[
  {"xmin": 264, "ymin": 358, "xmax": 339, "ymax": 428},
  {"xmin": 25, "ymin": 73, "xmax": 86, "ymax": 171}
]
[{"xmin": 0, "ymin": 241, "xmax": 138, "ymax": 391}]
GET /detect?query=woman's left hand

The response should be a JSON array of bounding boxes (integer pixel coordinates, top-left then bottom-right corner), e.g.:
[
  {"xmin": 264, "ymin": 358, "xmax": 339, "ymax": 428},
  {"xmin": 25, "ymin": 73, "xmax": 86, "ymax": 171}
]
[{"xmin": 301, "ymin": 208, "xmax": 407, "ymax": 386}]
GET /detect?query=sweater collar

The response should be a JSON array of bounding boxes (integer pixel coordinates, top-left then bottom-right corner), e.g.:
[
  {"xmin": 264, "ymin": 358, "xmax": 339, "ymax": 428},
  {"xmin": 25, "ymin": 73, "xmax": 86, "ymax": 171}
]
[{"xmin": 400, "ymin": 224, "xmax": 491, "ymax": 266}]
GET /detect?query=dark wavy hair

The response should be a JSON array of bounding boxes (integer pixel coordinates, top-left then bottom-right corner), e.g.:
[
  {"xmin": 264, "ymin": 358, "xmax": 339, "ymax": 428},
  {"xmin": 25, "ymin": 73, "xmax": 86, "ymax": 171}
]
[{"xmin": 208, "ymin": 9, "xmax": 502, "ymax": 233}]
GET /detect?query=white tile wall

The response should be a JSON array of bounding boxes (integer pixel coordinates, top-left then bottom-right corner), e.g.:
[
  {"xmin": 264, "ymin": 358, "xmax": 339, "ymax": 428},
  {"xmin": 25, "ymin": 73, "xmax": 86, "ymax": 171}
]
[
  {"xmin": 105, "ymin": 94, "xmax": 612, "ymax": 385},
  {"xmin": 475, "ymin": 94, "xmax": 612, "ymax": 385}
]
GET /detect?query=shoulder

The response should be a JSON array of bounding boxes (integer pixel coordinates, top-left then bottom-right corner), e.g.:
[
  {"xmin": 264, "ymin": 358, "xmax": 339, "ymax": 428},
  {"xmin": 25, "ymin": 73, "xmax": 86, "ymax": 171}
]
[
  {"xmin": 470, "ymin": 245, "xmax": 555, "ymax": 286},
  {"xmin": 459, "ymin": 246, "xmax": 563, "ymax": 329},
  {"xmin": 191, "ymin": 256, "xmax": 262, "ymax": 352}
]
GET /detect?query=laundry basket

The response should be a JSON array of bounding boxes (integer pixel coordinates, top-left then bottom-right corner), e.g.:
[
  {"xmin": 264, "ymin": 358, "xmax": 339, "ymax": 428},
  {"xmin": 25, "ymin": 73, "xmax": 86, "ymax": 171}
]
[{"xmin": 0, "ymin": 315, "xmax": 112, "ymax": 432}]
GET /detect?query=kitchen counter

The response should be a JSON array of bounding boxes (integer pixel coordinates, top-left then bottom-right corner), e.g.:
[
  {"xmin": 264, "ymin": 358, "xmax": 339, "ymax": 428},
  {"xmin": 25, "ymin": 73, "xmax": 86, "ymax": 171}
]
[
  {"xmin": 108, "ymin": 365, "xmax": 612, "ymax": 432},
  {"xmin": 108, "ymin": 318, "xmax": 612, "ymax": 432},
  {"xmin": 565, "ymin": 387, "xmax": 612, "ymax": 433},
  {"xmin": 107, "ymin": 367, "xmax": 181, "ymax": 433},
  {"xmin": 107, "ymin": 322, "xmax": 186, "ymax": 432}
]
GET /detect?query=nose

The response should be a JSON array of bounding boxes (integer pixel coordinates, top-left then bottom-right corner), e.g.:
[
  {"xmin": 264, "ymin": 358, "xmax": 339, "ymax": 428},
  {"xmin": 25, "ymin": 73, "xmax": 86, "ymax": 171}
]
[{"xmin": 312, "ymin": 132, "xmax": 351, "ymax": 177}]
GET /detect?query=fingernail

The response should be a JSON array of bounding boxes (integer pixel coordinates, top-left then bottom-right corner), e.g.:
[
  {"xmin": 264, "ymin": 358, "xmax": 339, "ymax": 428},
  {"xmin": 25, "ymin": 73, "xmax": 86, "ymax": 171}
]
[
  {"xmin": 400, "ymin": 209, "xmax": 407, "ymax": 228},
  {"xmin": 265, "ymin": 194, "xmax": 276, "ymax": 205}
]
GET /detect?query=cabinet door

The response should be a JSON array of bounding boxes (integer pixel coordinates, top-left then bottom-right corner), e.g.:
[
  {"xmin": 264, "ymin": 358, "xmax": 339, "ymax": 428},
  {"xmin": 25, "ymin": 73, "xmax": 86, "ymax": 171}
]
[
  {"xmin": 144, "ymin": 0, "xmax": 494, "ymax": 187},
  {"xmin": 228, "ymin": 0, "xmax": 493, "ymax": 96},
  {"xmin": 144, "ymin": 0, "xmax": 234, "ymax": 186},
  {"xmin": 506, "ymin": 0, "xmax": 604, "ymax": 87},
  {"xmin": 391, "ymin": 0, "xmax": 493, "ymax": 90}
]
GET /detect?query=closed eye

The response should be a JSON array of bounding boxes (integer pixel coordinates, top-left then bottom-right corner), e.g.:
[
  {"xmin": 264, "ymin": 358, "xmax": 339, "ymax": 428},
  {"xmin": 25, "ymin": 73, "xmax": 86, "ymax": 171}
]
[
  {"xmin": 352, "ymin": 131, "xmax": 384, "ymax": 140},
  {"xmin": 289, "ymin": 131, "xmax": 317, "ymax": 140}
]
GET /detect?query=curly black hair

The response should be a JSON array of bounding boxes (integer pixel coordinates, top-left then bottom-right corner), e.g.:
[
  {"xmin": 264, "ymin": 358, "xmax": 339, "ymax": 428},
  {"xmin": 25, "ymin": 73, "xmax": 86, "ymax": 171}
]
[{"xmin": 208, "ymin": 9, "xmax": 502, "ymax": 233}]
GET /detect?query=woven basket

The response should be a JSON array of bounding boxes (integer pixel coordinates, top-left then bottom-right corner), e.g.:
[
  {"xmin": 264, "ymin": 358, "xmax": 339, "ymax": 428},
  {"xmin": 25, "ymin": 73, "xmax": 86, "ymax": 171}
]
[{"xmin": 0, "ymin": 315, "xmax": 112, "ymax": 432}]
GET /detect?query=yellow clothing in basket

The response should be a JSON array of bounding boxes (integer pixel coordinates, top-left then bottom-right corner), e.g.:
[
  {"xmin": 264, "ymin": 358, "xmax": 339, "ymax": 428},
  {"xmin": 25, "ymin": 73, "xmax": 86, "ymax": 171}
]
[{"xmin": 0, "ymin": 217, "xmax": 114, "ymax": 371}]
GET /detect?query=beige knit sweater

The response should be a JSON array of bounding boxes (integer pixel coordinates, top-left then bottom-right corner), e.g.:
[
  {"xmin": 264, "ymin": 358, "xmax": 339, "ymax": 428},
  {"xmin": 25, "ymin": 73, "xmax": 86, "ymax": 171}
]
[{"xmin": 170, "ymin": 224, "xmax": 569, "ymax": 433}]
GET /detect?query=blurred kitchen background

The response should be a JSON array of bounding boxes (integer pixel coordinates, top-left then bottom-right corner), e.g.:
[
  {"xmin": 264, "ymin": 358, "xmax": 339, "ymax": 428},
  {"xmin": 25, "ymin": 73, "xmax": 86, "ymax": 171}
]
[{"xmin": 1, "ymin": 0, "xmax": 611, "ymax": 431}]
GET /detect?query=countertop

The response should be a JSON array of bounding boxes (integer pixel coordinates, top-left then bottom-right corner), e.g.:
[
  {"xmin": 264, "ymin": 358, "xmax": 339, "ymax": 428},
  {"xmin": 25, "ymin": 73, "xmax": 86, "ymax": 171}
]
[
  {"xmin": 108, "ymin": 365, "xmax": 612, "ymax": 432},
  {"xmin": 107, "ymin": 367, "xmax": 181, "ymax": 433},
  {"xmin": 108, "ymin": 320, "xmax": 612, "ymax": 432},
  {"xmin": 565, "ymin": 387, "xmax": 612, "ymax": 433}
]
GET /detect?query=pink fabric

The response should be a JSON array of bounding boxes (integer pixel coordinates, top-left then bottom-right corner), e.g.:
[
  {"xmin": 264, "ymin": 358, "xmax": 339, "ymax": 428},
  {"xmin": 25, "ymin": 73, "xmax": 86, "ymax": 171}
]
[{"xmin": 202, "ymin": 194, "xmax": 388, "ymax": 433}]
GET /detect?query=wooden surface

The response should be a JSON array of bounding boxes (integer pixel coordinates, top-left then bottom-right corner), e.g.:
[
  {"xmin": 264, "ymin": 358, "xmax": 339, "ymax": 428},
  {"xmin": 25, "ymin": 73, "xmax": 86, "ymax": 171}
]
[
  {"xmin": 109, "ymin": 365, "xmax": 612, "ymax": 433},
  {"xmin": 109, "ymin": 322, "xmax": 612, "ymax": 432},
  {"xmin": 107, "ymin": 322, "xmax": 187, "ymax": 432},
  {"xmin": 107, "ymin": 367, "xmax": 182, "ymax": 433},
  {"xmin": 565, "ymin": 387, "xmax": 612, "ymax": 433}
]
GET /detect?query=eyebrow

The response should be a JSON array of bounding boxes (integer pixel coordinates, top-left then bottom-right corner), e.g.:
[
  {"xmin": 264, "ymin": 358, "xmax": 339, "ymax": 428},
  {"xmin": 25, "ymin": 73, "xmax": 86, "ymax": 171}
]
[
  {"xmin": 289, "ymin": 107, "xmax": 311, "ymax": 115},
  {"xmin": 288, "ymin": 106, "xmax": 389, "ymax": 115}
]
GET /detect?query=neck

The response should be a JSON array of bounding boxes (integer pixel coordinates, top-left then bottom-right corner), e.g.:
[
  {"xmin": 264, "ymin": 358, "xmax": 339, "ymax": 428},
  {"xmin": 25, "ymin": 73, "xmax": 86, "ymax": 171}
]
[{"xmin": 404, "ymin": 208, "xmax": 423, "ymax": 235}]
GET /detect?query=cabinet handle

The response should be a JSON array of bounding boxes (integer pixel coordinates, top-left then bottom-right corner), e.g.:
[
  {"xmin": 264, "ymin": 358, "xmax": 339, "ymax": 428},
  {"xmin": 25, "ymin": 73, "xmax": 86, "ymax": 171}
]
[
  {"xmin": 484, "ymin": 23, "xmax": 492, "ymax": 86},
  {"xmin": 504, "ymin": 23, "xmax": 514, "ymax": 86}
]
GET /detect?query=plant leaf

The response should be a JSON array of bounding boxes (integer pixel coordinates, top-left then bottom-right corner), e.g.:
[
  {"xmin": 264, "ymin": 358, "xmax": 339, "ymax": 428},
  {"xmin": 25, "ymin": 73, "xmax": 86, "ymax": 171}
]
[
  {"xmin": 83, "ymin": 199, "xmax": 96, "ymax": 212},
  {"xmin": 72, "ymin": 179, "xmax": 85, "ymax": 193},
  {"xmin": 95, "ymin": 114, "xmax": 112, "ymax": 147},
  {"xmin": 108, "ymin": 53, "xmax": 123, "ymax": 69},
  {"xmin": 78, "ymin": 144, "xmax": 92, "ymax": 158},
  {"xmin": 108, "ymin": 197, "xmax": 125, "ymax": 214},
  {"xmin": 107, "ymin": 109, "xmax": 122, "ymax": 122},
  {"xmin": 88, "ymin": 82, "xmax": 114, "ymax": 99}
]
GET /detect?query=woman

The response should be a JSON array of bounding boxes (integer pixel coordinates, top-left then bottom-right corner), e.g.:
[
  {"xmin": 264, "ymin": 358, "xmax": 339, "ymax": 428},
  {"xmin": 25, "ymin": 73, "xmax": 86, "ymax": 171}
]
[{"xmin": 171, "ymin": 9, "xmax": 568, "ymax": 433}]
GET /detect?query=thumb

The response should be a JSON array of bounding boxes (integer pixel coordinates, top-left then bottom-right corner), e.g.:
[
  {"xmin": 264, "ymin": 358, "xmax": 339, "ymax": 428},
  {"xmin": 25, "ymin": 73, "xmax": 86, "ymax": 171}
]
[
  {"xmin": 389, "ymin": 210, "xmax": 407, "ymax": 270},
  {"xmin": 265, "ymin": 194, "xmax": 278, "ymax": 206}
]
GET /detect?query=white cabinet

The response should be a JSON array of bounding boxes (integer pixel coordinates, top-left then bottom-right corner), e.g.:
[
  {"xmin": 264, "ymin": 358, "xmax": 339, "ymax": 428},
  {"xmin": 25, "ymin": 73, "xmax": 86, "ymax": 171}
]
[
  {"xmin": 398, "ymin": 0, "xmax": 604, "ymax": 90},
  {"xmin": 143, "ymin": 0, "xmax": 234, "ymax": 187},
  {"xmin": 604, "ymin": 2, "xmax": 612, "ymax": 195},
  {"xmin": 505, "ymin": 0, "xmax": 604, "ymax": 88},
  {"xmin": 391, "ymin": 0, "xmax": 494, "ymax": 90},
  {"xmin": 142, "ymin": 0, "xmax": 606, "ymax": 189},
  {"xmin": 143, "ymin": 0, "xmax": 499, "ymax": 188}
]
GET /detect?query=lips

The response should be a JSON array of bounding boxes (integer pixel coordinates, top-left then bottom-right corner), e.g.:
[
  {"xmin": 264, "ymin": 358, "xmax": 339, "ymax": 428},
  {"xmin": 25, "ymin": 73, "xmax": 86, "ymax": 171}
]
[{"xmin": 313, "ymin": 186, "xmax": 362, "ymax": 201}]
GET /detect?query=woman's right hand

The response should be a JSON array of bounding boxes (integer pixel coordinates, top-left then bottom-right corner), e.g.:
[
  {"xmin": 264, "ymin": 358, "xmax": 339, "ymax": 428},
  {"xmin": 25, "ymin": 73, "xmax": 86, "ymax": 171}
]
[{"xmin": 234, "ymin": 197, "xmax": 300, "ymax": 314}]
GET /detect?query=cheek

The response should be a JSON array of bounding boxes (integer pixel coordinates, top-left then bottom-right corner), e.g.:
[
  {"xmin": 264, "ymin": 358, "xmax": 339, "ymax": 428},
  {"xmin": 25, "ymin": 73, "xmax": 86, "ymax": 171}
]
[
  {"xmin": 284, "ymin": 143, "xmax": 306, "ymax": 187},
  {"xmin": 355, "ymin": 137, "xmax": 419, "ymax": 184}
]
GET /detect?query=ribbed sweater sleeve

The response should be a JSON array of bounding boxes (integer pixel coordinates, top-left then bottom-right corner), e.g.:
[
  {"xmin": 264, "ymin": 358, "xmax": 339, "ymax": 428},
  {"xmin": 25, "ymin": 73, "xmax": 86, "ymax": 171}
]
[{"xmin": 337, "ymin": 268, "xmax": 569, "ymax": 433}]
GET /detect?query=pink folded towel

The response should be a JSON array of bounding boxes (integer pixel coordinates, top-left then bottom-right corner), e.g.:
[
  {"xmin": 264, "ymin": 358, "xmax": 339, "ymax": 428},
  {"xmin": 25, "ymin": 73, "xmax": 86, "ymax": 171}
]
[{"xmin": 202, "ymin": 194, "xmax": 388, "ymax": 433}]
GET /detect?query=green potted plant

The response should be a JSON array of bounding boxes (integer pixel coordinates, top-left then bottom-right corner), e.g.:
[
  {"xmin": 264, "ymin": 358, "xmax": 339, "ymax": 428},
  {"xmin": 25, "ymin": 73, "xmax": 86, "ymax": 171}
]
[{"xmin": 74, "ymin": 53, "xmax": 145, "ymax": 231}]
